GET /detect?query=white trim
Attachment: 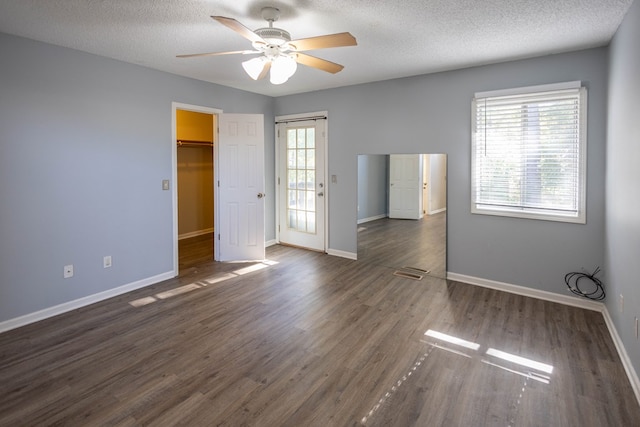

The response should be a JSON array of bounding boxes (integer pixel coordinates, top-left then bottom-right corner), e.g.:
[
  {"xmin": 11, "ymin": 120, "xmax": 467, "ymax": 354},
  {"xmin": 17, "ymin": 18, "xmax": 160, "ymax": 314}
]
[
  {"xmin": 475, "ymin": 80, "xmax": 581, "ymax": 98},
  {"xmin": 0, "ymin": 271, "xmax": 174, "ymax": 333},
  {"xmin": 357, "ymin": 214, "xmax": 388, "ymax": 224},
  {"xmin": 178, "ymin": 228, "xmax": 214, "ymax": 240},
  {"xmin": 447, "ymin": 271, "xmax": 640, "ymax": 406},
  {"xmin": 428, "ymin": 207, "xmax": 447, "ymax": 215},
  {"xmin": 446, "ymin": 272, "xmax": 602, "ymax": 311},
  {"xmin": 602, "ymin": 307, "xmax": 640, "ymax": 405},
  {"xmin": 265, "ymin": 239, "xmax": 277, "ymax": 247},
  {"xmin": 327, "ymin": 248, "xmax": 357, "ymax": 260},
  {"xmin": 171, "ymin": 102, "xmax": 223, "ymax": 275}
]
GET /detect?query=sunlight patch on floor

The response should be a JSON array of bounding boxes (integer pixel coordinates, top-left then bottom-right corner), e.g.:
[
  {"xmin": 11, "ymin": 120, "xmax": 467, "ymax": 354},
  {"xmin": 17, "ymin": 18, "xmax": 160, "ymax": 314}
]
[
  {"xmin": 362, "ymin": 329, "xmax": 555, "ymax": 425},
  {"xmin": 128, "ymin": 260, "xmax": 279, "ymax": 307}
]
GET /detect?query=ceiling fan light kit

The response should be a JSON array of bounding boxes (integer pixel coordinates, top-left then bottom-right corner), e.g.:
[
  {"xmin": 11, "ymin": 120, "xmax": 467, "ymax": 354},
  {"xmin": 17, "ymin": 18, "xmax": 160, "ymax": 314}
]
[
  {"xmin": 268, "ymin": 55, "xmax": 297, "ymax": 84},
  {"xmin": 178, "ymin": 7, "xmax": 357, "ymax": 85}
]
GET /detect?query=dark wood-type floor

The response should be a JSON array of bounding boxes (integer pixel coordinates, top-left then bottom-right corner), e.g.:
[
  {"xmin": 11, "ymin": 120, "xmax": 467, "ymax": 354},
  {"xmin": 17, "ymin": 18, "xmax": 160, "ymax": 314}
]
[
  {"xmin": 1, "ymin": 223, "xmax": 639, "ymax": 425},
  {"xmin": 358, "ymin": 213, "xmax": 446, "ymax": 278},
  {"xmin": 178, "ymin": 232, "xmax": 214, "ymax": 271}
]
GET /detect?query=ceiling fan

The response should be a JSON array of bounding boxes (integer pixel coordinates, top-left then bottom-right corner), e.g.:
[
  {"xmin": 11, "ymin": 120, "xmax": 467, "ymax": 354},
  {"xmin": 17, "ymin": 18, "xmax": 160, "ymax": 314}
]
[{"xmin": 177, "ymin": 7, "xmax": 357, "ymax": 85}]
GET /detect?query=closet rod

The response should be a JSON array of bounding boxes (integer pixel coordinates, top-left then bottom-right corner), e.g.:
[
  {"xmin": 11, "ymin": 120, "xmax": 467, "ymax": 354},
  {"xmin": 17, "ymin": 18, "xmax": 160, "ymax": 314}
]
[
  {"xmin": 177, "ymin": 139, "xmax": 214, "ymax": 147},
  {"xmin": 275, "ymin": 115, "xmax": 327, "ymax": 124}
]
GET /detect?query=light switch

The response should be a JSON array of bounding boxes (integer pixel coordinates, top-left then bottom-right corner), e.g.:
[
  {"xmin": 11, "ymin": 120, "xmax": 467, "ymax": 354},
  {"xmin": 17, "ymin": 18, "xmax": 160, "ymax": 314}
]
[
  {"xmin": 331, "ymin": 175, "xmax": 337, "ymax": 184},
  {"xmin": 162, "ymin": 179, "xmax": 170, "ymax": 190}
]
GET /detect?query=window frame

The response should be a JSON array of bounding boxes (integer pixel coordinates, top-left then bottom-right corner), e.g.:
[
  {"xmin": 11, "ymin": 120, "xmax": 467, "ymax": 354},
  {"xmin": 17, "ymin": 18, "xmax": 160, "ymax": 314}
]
[{"xmin": 471, "ymin": 81, "xmax": 587, "ymax": 224}]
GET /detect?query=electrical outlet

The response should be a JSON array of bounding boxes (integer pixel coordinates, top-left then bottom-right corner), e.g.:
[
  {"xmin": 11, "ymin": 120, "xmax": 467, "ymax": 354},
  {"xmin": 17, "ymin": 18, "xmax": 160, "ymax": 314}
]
[
  {"xmin": 64, "ymin": 264, "xmax": 73, "ymax": 279},
  {"xmin": 619, "ymin": 294, "xmax": 624, "ymax": 313},
  {"xmin": 103, "ymin": 255, "xmax": 112, "ymax": 268}
]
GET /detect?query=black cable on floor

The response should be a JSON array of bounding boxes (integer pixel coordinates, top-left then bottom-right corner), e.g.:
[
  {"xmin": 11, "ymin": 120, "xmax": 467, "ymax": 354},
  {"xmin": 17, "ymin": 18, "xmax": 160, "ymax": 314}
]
[{"xmin": 564, "ymin": 266, "xmax": 605, "ymax": 301}]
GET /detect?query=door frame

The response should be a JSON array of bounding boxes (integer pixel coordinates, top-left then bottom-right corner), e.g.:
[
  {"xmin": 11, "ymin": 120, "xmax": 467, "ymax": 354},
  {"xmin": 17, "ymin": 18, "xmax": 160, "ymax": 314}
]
[
  {"xmin": 275, "ymin": 111, "xmax": 329, "ymax": 252},
  {"xmin": 171, "ymin": 102, "xmax": 223, "ymax": 275}
]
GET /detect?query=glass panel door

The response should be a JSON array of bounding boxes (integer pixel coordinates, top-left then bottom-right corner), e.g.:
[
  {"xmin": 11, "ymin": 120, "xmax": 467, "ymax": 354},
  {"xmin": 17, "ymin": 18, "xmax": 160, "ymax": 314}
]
[{"xmin": 278, "ymin": 119, "xmax": 325, "ymax": 251}]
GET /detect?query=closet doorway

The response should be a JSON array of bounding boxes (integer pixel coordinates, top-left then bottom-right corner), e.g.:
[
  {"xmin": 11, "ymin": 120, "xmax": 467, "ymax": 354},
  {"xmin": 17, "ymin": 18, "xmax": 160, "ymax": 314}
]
[{"xmin": 176, "ymin": 109, "xmax": 216, "ymax": 270}]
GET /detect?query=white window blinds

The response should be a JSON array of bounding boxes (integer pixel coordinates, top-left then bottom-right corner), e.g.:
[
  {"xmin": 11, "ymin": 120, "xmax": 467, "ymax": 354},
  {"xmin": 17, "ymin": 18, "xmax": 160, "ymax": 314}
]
[{"xmin": 472, "ymin": 84, "xmax": 587, "ymax": 223}]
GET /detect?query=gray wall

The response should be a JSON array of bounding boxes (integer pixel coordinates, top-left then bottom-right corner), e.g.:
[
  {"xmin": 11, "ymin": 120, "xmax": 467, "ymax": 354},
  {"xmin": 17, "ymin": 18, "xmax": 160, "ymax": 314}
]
[
  {"xmin": 0, "ymin": 30, "xmax": 616, "ymax": 333},
  {"xmin": 606, "ymin": 0, "xmax": 640, "ymax": 378},
  {"xmin": 0, "ymin": 33, "xmax": 275, "ymax": 322},
  {"xmin": 357, "ymin": 154, "xmax": 388, "ymax": 222},
  {"xmin": 275, "ymin": 48, "xmax": 608, "ymax": 295}
]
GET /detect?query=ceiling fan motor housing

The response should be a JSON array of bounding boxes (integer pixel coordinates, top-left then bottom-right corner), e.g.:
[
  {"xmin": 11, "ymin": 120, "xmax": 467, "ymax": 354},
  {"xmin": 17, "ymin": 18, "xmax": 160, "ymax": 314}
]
[{"xmin": 254, "ymin": 27, "xmax": 291, "ymax": 46}]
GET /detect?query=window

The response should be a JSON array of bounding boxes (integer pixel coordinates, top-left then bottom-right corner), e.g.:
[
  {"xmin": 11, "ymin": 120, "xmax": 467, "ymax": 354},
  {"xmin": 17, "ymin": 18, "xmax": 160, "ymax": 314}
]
[{"xmin": 471, "ymin": 82, "xmax": 587, "ymax": 223}]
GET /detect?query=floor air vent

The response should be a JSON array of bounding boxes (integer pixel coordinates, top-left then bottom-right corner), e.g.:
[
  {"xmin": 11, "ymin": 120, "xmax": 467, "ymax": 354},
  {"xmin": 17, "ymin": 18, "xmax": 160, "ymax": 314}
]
[
  {"xmin": 402, "ymin": 266, "xmax": 431, "ymax": 275},
  {"xmin": 393, "ymin": 270, "xmax": 424, "ymax": 281}
]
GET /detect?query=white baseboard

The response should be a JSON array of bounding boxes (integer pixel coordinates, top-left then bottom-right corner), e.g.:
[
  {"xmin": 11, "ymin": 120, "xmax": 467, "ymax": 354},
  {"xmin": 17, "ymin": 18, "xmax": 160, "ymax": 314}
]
[
  {"xmin": 265, "ymin": 239, "xmax": 277, "ymax": 247},
  {"xmin": 357, "ymin": 214, "xmax": 387, "ymax": 225},
  {"xmin": 429, "ymin": 207, "xmax": 447, "ymax": 215},
  {"xmin": 602, "ymin": 307, "xmax": 640, "ymax": 405},
  {"xmin": 0, "ymin": 271, "xmax": 174, "ymax": 333},
  {"xmin": 446, "ymin": 272, "xmax": 603, "ymax": 311},
  {"xmin": 178, "ymin": 228, "xmax": 214, "ymax": 240},
  {"xmin": 447, "ymin": 271, "xmax": 640, "ymax": 406},
  {"xmin": 327, "ymin": 248, "xmax": 358, "ymax": 260}
]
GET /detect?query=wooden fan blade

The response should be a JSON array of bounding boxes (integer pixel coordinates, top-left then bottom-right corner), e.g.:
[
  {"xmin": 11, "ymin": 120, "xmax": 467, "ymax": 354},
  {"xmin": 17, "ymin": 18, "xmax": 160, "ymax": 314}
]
[
  {"xmin": 177, "ymin": 50, "xmax": 258, "ymax": 58},
  {"xmin": 289, "ymin": 32, "xmax": 357, "ymax": 51},
  {"xmin": 257, "ymin": 60, "xmax": 271, "ymax": 80},
  {"xmin": 211, "ymin": 16, "xmax": 265, "ymax": 44},
  {"xmin": 295, "ymin": 53, "xmax": 344, "ymax": 74}
]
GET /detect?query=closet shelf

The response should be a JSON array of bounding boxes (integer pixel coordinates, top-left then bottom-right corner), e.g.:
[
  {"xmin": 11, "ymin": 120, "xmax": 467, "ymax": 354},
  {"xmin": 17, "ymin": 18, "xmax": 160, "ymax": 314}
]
[{"xmin": 177, "ymin": 139, "xmax": 214, "ymax": 148}]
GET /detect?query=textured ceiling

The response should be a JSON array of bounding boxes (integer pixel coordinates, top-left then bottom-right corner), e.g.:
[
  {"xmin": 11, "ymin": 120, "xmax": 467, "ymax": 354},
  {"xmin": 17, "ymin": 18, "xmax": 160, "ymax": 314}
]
[{"xmin": 0, "ymin": 0, "xmax": 633, "ymax": 97}]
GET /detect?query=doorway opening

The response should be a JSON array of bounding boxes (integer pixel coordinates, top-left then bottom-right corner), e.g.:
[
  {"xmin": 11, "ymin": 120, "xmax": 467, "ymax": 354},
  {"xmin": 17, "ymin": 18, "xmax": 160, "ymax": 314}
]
[
  {"xmin": 172, "ymin": 103, "xmax": 222, "ymax": 274},
  {"xmin": 176, "ymin": 109, "xmax": 216, "ymax": 270},
  {"xmin": 357, "ymin": 153, "xmax": 447, "ymax": 278}
]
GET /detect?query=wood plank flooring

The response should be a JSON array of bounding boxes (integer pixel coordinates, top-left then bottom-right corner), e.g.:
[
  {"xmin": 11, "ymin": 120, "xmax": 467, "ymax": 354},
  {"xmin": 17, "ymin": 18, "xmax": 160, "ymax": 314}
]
[
  {"xmin": 1, "ymin": 241, "xmax": 639, "ymax": 425},
  {"xmin": 358, "ymin": 213, "xmax": 446, "ymax": 278},
  {"xmin": 178, "ymin": 232, "xmax": 214, "ymax": 271}
]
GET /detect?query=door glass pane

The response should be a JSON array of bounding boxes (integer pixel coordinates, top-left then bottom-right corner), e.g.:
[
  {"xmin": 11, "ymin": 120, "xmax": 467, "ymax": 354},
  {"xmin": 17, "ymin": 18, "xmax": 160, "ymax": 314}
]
[
  {"xmin": 307, "ymin": 149, "xmax": 315, "ymax": 169},
  {"xmin": 297, "ymin": 210, "xmax": 307, "ymax": 232},
  {"xmin": 306, "ymin": 189, "xmax": 315, "ymax": 211},
  {"xmin": 288, "ymin": 209, "xmax": 296, "ymax": 229},
  {"xmin": 287, "ymin": 130, "xmax": 296, "ymax": 148},
  {"xmin": 288, "ymin": 189, "xmax": 296, "ymax": 209},
  {"xmin": 297, "ymin": 129, "xmax": 306, "ymax": 148},
  {"xmin": 307, "ymin": 212, "xmax": 316, "ymax": 233},
  {"xmin": 288, "ymin": 150, "xmax": 296, "ymax": 168},
  {"xmin": 307, "ymin": 128, "xmax": 315, "ymax": 148},
  {"xmin": 285, "ymin": 125, "xmax": 318, "ymax": 234},
  {"xmin": 297, "ymin": 150, "xmax": 306, "ymax": 170},
  {"xmin": 297, "ymin": 170, "xmax": 307, "ymax": 189},
  {"xmin": 306, "ymin": 170, "xmax": 315, "ymax": 188}
]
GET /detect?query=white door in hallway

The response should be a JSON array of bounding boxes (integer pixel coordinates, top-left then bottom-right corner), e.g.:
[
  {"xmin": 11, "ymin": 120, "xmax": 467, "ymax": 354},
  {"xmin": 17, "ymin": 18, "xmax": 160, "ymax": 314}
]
[
  {"xmin": 389, "ymin": 154, "xmax": 423, "ymax": 219},
  {"xmin": 277, "ymin": 119, "xmax": 326, "ymax": 251},
  {"xmin": 217, "ymin": 114, "xmax": 265, "ymax": 261}
]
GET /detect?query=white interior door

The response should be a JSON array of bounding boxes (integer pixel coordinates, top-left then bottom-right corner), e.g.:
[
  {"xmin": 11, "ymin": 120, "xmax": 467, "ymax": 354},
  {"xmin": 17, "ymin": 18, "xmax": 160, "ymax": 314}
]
[
  {"xmin": 277, "ymin": 119, "xmax": 326, "ymax": 251},
  {"xmin": 217, "ymin": 114, "xmax": 265, "ymax": 261},
  {"xmin": 389, "ymin": 154, "xmax": 423, "ymax": 219}
]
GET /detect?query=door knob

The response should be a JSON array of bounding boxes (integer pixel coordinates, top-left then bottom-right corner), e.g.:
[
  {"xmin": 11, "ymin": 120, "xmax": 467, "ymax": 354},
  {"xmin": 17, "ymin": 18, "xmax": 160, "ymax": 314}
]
[{"xmin": 257, "ymin": 193, "xmax": 265, "ymax": 199}]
